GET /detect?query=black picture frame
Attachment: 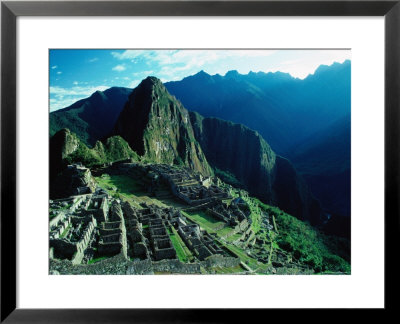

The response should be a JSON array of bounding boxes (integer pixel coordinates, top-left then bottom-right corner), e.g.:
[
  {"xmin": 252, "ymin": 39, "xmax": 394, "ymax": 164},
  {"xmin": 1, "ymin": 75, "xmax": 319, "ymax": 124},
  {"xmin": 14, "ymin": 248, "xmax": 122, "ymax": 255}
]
[{"xmin": 1, "ymin": 0, "xmax": 399, "ymax": 322}]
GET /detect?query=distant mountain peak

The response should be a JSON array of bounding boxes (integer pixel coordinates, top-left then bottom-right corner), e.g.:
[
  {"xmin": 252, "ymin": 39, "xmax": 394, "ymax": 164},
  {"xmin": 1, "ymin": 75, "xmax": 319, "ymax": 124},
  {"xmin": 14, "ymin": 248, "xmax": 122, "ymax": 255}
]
[
  {"xmin": 193, "ymin": 70, "xmax": 211, "ymax": 79},
  {"xmin": 90, "ymin": 89, "xmax": 107, "ymax": 100},
  {"xmin": 196, "ymin": 69, "xmax": 209, "ymax": 75},
  {"xmin": 310, "ymin": 59, "xmax": 351, "ymax": 77},
  {"xmin": 225, "ymin": 70, "xmax": 240, "ymax": 78}
]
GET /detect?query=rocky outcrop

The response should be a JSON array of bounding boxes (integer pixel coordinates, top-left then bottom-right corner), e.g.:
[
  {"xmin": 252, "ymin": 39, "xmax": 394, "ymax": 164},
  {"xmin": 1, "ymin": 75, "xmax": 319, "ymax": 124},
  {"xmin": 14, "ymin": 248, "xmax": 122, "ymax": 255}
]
[
  {"xmin": 112, "ymin": 77, "xmax": 212, "ymax": 176},
  {"xmin": 50, "ymin": 128, "xmax": 81, "ymax": 178},
  {"xmin": 50, "ymin": 164, "xmax": 97, "ymax": 199},
  {"xmin": 50, "ymin": 128, "xmax": 139, "ymax": 174}
]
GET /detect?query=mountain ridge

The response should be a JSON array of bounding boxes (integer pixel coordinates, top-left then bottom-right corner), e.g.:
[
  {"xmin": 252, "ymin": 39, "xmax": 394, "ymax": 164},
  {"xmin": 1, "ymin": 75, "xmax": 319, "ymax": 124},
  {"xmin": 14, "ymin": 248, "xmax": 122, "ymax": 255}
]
[{"xmin": 50, "ymin": 86, "xmax": 132, "ymax": 146}]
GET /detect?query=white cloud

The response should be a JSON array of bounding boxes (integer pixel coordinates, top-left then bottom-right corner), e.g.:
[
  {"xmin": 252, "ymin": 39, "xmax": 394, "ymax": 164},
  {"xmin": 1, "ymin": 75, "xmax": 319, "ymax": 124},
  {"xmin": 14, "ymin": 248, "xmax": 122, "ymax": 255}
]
[
  {"xmin": 128, "ymin": 79, "xmax": 141, "ymax": 88},
  {"xmin": 50, "ymin": 85, "xmax": 109, "ymax": 112},
  {"xmin": 110, "ymin": 50, "xmax": 280, "ymax": 82},
  {"xmin": 109, "ymin": 49, "xmax": 350, "ymax": 81},
  {"xmin": 272, "ymin": 50, "xmax": 351, "ymax": 79},
  {"xmin": 88, "ymin": 58, "xmax": 98, "ymax": 63},
  {"xmin": 51, "ymin": 65, "xmax": 58, "ymax": 69},
  {"xmin": 56, "ymin": 71, "xmax": 62, "ymax": 75},
  {"xmin": 133, "ymin": 70, "xmax": 154, "ymax": 77},
  {"xmin": 112, "ymin": 64, "xmax": 126, "ymax": 72},
  {"xmin": 111, "ymin": 50, "xmax": 152, "ymax": 61},
  {"xmin": 73, "ymin": 81, "xmax": 79, "ymax": 85}
]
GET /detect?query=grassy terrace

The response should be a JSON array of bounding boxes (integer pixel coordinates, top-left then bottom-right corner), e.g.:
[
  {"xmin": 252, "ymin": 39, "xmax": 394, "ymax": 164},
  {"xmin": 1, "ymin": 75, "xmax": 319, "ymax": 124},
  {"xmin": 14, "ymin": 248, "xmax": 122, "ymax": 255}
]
[
  {"xmin": 181, "ymin": 211, "xmax": 225, "ymax": 233},
  {"xmin": 167, "ymin": 227, "xmax": 193, "ymax": 263},
  {"xmin": 181, "ymin": 210, "xmax": 235, "ymax": 238},
  {"xmin": 221, "ymin": 243, "xmax": 260, "ymax": 270},
  {"xmin": 95, "ymin": 174, "xmax": 149, "ymax": 207},
  {"xmin": 225, "ymin": 233, "xmax": 242, "ymax": 243},
  {"xmin": 95, "ymin": 174, "xmax": 187, "ymax": 209}
]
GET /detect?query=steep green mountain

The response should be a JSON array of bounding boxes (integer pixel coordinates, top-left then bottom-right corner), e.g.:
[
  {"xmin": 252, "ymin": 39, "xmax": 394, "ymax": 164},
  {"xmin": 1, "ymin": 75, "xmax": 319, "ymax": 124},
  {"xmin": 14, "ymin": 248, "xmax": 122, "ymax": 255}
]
[
  {"xmin": 111, "ymin": 77, "xmax": 212, "ymax": 176},
  {"xmin": 50, "ymin": 87, "xmax": 131, "ymax": 146},
  {"xmin": 190, "ymin": 112, "xmax": 322, "ymax": 224},
  {"xmin": 50, "ymin": 128, "xmax": 139, "ymax": 177}
]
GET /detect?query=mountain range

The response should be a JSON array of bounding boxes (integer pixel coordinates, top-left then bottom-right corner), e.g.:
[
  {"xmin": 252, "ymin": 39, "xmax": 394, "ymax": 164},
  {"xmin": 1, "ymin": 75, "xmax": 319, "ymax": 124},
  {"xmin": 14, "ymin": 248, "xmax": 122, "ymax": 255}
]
[
  {"xmin": 51, "ymin": 76, "xmax": 323, "ymax": 225},
  {"xmin": 50, "ymin": 61, "xmax": 351, "ymax": 234},
  {"xmin": 165, "ymin": 61, "xmax": 351, "ymax": 217}
]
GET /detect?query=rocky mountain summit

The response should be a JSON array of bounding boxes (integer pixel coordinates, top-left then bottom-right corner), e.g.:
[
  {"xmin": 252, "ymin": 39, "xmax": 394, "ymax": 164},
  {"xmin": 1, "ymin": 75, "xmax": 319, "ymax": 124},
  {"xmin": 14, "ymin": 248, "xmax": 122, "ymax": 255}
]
[{"xmin": 112, "ymin": 77, "xmax": 212, "ymax": 176}]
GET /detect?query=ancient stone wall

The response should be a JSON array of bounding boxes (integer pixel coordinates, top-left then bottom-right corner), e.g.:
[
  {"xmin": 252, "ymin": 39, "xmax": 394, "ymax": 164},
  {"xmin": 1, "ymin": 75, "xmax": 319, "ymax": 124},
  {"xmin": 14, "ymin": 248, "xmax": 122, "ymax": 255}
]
[
  {"xmin": 126, "ymin": 259, "xmax": 154, "ymax": 275},
  {"xmin": 152, "ymin": 259, "xmax": 201, "ymax": 274},
  {"xmin": 201, "ymin": 255, "xmax": 241, "ymax": 269},
  {"xmin": 50, "ymin": 254, "xmax": 130, "ymax": 275},
  {"xmin": 50, "ymin": 239, "xmax": 77, "ymax": 259},
  {"xmin": 98, "ymin": 242, "xmax": 123, "ymax": 256}
]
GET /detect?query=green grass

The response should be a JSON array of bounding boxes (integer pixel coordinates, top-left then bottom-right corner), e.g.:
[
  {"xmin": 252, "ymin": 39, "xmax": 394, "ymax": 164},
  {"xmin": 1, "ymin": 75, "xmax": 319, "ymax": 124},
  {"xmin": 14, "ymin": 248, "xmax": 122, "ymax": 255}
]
[
  {"xmin": 96, "ymin": 174, "xmax": 144, "ymax": 196},
  {"xmin": 167, "ymin": 227, "xmax": 193, "ymax": 263},
  {"xmin": 255, "ymin": 200, "xmax": 350, "ymax": 273},
  {"xmin": 213, "ymin": 265, "xmax": 246, "ymax": 274},
  {"xmin": 217, "ymin": 226, "xmax": 236, "ymax": 238},
  {"xmin": 88, "ymin": 256, "xmax": 108, "ymax": 264},
  {"xmin": 220, "ymin": 242, "xmax": 259, "ymax": 270},
  {"xmin": 95, "ymin": 174, "xmax": 161, "ymax": 207},
  {"xmin": 240, "ymin": 196, "xmax": 262, "ymax": 234},
  {"xmin": 59, "ymin": 224, "xmax": 71, "ymax": 238},
  {"xmin": 95, "ymin": 174, "xmax": 187, "ymax": 209},
  {"xmin": 182, "ymin": 211, "xmax": 226, "ymax": 233},
  {"xmin": 225, "ymin": 233, "xmax": 242, "ymax": 243}
]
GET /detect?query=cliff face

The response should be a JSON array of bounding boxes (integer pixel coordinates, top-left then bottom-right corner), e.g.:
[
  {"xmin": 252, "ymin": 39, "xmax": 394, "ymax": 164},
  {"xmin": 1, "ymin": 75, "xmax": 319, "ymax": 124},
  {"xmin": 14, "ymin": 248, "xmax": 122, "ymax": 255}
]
[
  {"xmin": 112, "ymin": 77, "xmax": 212, "ymax": 176},
  {"xmin": 50, "ymin": 128, "xmax": 80, "ymax": 178},
  {"xmin": 190, "ymin": 112, "xmax": 322, "ymax": 224}
]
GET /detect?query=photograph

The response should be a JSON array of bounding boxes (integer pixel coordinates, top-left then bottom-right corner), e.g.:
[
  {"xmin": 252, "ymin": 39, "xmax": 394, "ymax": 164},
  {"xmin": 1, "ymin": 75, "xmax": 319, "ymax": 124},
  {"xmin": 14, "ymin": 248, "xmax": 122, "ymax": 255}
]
[{"xmin": 48, "ymin": 49, "xmax": 351, "ymax": 275}]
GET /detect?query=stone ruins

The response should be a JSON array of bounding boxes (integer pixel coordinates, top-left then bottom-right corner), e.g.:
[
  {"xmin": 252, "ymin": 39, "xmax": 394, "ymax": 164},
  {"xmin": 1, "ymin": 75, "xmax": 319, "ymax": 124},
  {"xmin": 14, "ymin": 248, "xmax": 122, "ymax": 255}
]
[
  {"xmin": 49, "ymin": 163, "xmax": 252, "ymax": 274},
  {"xmin": 51, "ymin": 160, "xmax": 319, "ymax": 276}
]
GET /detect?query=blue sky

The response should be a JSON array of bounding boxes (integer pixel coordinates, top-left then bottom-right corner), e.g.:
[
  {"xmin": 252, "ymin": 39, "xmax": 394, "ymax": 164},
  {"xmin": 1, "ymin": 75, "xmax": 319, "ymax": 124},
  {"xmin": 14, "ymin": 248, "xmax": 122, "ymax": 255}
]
[{"xmin": 49, "ymin": 49, "xmax": 350, "ymax": 112}]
